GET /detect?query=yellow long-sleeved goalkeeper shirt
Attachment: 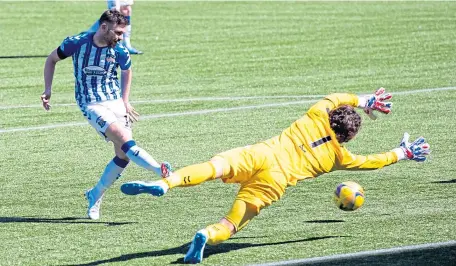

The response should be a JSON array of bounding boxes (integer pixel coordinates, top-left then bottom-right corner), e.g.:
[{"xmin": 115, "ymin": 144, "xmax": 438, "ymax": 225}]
[{"xmin": 262, "ymin": 93, "xmax": 398, "ymax": 186}]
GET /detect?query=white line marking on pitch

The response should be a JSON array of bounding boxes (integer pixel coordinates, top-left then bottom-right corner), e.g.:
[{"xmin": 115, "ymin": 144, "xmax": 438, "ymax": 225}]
[
  {"xmin": 0, "ymin": 99, "xmax": 318, "ymax": 133},
  {"xmin": 1, "ymin": 86, "xmax": 455, "ymax": 110},
  {"xmin": 0, "ymin": 86, "xmax": 455, "ymax": 134},
  {"xmin": 250, "ymin": 240, "xmax": 456, "ymax": 266}
]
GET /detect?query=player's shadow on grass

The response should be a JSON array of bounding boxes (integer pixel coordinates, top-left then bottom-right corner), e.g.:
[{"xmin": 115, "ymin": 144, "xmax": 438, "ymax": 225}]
[
  {"xmin": 66, "ymin": 235, "xmax": 346, "ymax": 266},
  {"xmin": 0, "ymin": 55, "xmax": 48, "ymax": 59},
  {"xmin": 0, "ymin": 216, "xmax": 134, "ymax": 226},
  {"xmin": 431, "ymin": 179, "xmax": 456, "ymax": 184}
]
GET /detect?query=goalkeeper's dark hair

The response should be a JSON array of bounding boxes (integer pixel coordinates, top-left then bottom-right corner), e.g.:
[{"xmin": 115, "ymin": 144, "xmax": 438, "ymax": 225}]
[
  {"xmin": 329, "ymin": 105, "xmax": 362, "ymax": 143},
  {"xmin": 99, "ymin": 10, "xmax": 129, "ymax": 26}
]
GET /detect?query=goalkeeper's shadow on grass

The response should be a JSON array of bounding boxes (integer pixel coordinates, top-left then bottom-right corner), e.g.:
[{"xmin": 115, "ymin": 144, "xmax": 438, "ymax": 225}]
[
  {"xmin": 65, "ymin": 235, "xmax": 348, "ymax": 266},
  {"xmin": 171, "ymin": 236, "xmax": 349, "ymax": 264},
  {"xmin": 0, "ymin": 216, "xmax": 135, "ymax": 226}
]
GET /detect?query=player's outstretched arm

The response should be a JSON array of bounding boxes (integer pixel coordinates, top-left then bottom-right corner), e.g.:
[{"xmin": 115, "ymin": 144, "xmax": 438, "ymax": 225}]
[
  {"xmin": 337, "ymin": 132, "xmax": 430, "ymax": 170},
  {"xmin": 358, "ymin": 87, "xmax": 392, "ymax": 120},
  {"xmin": 392, "ymin": 132, "xmax": 431, "ymax": 162},
  {"xmin": 42, "ymin": 49, "xmax": 62, "ymax": 111},
  {"xmin": 307, "ymin": 88, "xmax": 392, "ymax": 118}
]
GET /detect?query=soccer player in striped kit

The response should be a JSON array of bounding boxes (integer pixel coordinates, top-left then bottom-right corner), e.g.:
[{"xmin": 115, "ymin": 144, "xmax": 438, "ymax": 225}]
[
  {"xmin": 120, "ymin": 88, "xmax": 431, "ymax": 263},
  {"xmin": 41, "ymin": 10, "xmax": 170, "ymax": 220},
  {"xmin": 88, "ymin": 0, "xmax": 142, "ymax": 54}
]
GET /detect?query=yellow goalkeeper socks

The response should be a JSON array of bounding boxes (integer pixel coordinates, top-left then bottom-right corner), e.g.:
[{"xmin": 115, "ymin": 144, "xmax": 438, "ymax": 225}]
[
  {"xmin": 205, "ymin": 223, "xmax": 232, "ymax": 245},
  {"xmin": 163, "ymin": 162, "xmax": 216, "ymax": 189}
]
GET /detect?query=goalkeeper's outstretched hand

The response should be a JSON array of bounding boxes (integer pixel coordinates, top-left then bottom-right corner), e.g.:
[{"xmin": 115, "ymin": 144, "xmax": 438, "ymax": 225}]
[
  {"xmin": 399, "ymin": 132, "xmax": 431, "ymax": 162},
  {"xmin": 364, "ymin": 87, "xmax": 392, "ymax": 120}
]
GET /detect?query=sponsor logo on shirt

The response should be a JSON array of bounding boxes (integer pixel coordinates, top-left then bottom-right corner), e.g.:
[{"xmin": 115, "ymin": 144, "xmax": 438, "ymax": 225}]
[{"xmin": 83, "ymin": 65, "xmax": 107, "ymax": 76}]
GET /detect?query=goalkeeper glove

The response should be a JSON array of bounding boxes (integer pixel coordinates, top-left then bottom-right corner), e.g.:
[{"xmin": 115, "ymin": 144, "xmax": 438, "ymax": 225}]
[
  {"xmin": 361, "ymin": 87, "xmax": 392, "ymax": 120},
  {"xmin": 393, "ymin": 132, "xmax": 431, "ymax": 162}
]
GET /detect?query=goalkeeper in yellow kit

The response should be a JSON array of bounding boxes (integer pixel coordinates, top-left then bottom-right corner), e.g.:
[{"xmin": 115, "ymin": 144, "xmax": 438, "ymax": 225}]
[{"xmin": 121, "ymin": 88, "xmax": 431, "ymax": 264}]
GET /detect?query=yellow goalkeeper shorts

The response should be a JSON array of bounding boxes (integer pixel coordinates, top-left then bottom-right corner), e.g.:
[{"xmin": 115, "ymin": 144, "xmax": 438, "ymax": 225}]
[{"xmin": 214, "ymin": 143, "xmax": 287, "ymax": 213}]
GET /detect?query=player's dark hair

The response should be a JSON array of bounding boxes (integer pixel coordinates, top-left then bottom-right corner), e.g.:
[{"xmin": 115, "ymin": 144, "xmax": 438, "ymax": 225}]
[
  {"xmin": 329, "ymin": 105, "xmax": 361, "ymax": 143},
  {"xmin": 99, "ymin": 10, "xmax": 129, "ymax": 26}
]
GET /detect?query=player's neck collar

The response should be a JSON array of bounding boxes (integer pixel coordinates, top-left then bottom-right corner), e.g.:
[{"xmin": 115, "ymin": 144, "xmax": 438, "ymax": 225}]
[{"xmin": 92, "ymin": 32, "xmax": 109, "ymax": 48}]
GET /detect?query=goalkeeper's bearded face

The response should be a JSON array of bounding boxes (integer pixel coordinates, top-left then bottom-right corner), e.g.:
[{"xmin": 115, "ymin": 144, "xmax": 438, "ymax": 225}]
[{"xmin": 329, "ymin": 105, "xmax": 362, "ymax": 143}]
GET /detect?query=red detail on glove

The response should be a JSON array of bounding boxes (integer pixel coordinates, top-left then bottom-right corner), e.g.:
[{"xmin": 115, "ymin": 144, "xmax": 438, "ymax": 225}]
[
  {"xmin": 403, "ymin": 147, "xmax": 414, "ymax": 159},
  {"xmin": 374, "ymin": 101, "xmax": 391, "ymax": 114},
  {"xmin": 161, "ymin": 163, "xmax": 170, "ymax": 178}
]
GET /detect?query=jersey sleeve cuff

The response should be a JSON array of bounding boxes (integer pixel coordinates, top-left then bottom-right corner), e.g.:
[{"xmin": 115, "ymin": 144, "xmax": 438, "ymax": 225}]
[
  {"xmin": 357, "ymin": 96, "xmax": 367, "ymax": 108},
  {"xmin": 57, "ymin": 47, "xmax": 68, "ymax": 60},
  {"xmin": 392, "ymin": 148, "xmax": 406, "ymax": 161}
]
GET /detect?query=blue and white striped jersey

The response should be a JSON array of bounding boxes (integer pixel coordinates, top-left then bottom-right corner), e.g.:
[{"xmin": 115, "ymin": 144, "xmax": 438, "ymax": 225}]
[{"xmin": 57, "ymin": 32, "xmax": 131, "ymax": 105}]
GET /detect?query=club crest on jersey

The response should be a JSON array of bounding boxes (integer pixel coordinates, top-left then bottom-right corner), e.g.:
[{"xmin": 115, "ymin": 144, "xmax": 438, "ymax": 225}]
[
  {"xmin": 96, "ymin": 116, "xmax": 106, "ymax": 128},
  {"xmin": 83, "ymin": 66, "xmax": 107, "ymax": 76},
  {"xmin": 106, "ymin": 54, "xmax": 116, "ymax": 63}
]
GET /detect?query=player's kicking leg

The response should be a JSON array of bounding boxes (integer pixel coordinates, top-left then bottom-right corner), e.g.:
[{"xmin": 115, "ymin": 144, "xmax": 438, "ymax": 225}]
[
  {"xmin": 120, "ymin": 162, "xmax": 171, "ymax": 196},
  {"xmin": 121, "ymin": 179, "xmax": 168, "ymax": 196},
  {"xmin": 81, "ymin": 100, "xmax": 170, "ymax": 219}
]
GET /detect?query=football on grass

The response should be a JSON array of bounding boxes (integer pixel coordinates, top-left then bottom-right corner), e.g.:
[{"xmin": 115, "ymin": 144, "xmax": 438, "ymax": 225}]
[{"xmin": 334, "ymin": 181, "xmax": 365, "ymax": 211}]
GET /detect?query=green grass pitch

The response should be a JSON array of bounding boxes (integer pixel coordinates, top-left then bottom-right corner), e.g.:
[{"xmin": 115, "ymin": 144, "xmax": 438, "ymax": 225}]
[{"xmin": 0, "ymin": 1, "xmax": 455, "ymax": 265}]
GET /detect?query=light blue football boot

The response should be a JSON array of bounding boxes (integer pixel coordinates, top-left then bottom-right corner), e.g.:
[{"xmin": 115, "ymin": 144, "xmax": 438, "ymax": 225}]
[
  {"xmin": 120, "ymin": 180, "xmax": 169, "ymax": 197},
  {"xmin": 85, "ymin": 188, "xmax": 103, "ymax": 220},
  {"xmin": 184, "ymin": 230, "xmax": 209, "ymax": 264},
  {"xmin": 121, "ymin": 162, "xmax": 172, "ymax": 196}
]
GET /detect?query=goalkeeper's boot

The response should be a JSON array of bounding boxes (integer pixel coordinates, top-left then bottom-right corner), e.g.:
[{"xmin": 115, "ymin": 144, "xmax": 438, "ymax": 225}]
[
  {"xmin": 120, "ymin": 180, "xmax": 168, "ymax": 197},
  {"xmin": 184, "ymin": 229, "xmax": 209, "ymax": 264},
  {"xmin": 85, "ymin": 189, "xmax": 103, "ymax": 220},
  {"xmin": 160, "ymin": 161, "xmax": 172, "ymax": 178}
]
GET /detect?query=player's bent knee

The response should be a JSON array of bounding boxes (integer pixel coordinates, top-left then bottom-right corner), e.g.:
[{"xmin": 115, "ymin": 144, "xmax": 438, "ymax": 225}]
[
  {"xmin": 105, "ymin": 122, "xmax": 132, "ymax": 146},
  {"xmin": 220, "ymin": 218, "xmax": 236, "ymax": 235}
]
